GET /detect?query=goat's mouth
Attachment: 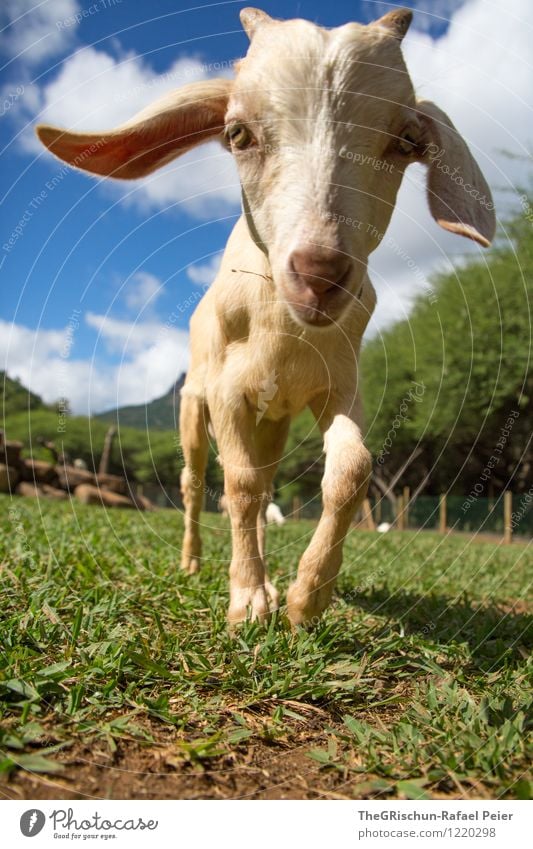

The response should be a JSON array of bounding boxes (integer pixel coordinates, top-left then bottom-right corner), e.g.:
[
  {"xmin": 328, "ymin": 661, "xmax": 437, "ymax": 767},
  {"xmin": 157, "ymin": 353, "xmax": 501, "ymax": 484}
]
[{"xmin": 284, "ymin": 284, "xmax": 351, "ymax": 327}]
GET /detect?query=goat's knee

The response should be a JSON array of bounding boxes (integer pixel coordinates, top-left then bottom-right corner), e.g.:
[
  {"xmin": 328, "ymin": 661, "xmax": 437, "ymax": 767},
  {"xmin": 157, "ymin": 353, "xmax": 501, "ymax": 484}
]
[{"xmin": 321, "ymin": 442, "xmax": 372, "ymax": 517}]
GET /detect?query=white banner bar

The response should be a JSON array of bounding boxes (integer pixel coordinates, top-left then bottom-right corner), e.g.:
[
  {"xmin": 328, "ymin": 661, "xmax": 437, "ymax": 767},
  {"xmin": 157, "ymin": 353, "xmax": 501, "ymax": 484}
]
[
  {"xmin": 0, "ymin": 800, "xmax": 533, "ymax": 849},
  {"xmin": 3, "ymin": 800, "xmax": 531, "ymax": 848}
]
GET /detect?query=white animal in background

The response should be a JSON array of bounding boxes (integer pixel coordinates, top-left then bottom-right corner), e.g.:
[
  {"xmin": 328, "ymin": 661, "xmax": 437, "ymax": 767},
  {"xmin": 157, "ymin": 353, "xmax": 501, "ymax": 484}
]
[
  {"xmin": 377, "ymin": 522, "xmax": 392, "ymax": 534},
  {"xmin": 37, "ymin": 7, "xmax": 495, "ymax": 626},
  {"xmin": 266, "ymin": 502, "xmax": 285, "ymax": 526}
]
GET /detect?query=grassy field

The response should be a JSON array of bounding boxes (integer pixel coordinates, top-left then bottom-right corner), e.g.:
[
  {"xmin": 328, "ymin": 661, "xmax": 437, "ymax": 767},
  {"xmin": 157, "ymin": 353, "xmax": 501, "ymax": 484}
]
[{"xmin": 0, "ymin": 495, "xmax": 531, "ymax": 800}]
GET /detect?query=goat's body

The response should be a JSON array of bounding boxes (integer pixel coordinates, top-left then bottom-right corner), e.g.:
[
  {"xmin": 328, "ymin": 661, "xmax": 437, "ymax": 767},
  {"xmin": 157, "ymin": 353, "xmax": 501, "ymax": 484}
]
[
  {"xmin": 180, "ymin": 216, "xmax": 376, "ymax": 622},
  {"xmin": 183, "ymin": 217, "xmax": 376, "ymax": 418}
]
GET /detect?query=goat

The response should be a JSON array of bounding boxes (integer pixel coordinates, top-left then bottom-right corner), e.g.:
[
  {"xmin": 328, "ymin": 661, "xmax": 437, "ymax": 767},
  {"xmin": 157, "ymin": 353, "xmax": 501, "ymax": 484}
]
[
  {"xmin": 36, "ymin": 7, "xmax": 495, "ymax": 626},
  {"xmin": 266, "ymin": 502, "xmax": 285, "ymax": 526}
]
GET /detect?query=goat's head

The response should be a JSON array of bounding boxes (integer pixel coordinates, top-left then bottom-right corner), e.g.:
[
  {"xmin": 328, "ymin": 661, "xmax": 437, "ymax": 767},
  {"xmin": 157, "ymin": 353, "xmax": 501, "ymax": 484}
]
[{"xmin": 36, "ymin": 7, "xmax": 495, "ymax": 328}]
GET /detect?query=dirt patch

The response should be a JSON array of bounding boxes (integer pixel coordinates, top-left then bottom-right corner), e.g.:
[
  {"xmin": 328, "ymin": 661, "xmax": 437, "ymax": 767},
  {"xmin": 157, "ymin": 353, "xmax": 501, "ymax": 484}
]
[{"xmin": 1, "ymin": 714, "xmax": 368, "ymax": 801}]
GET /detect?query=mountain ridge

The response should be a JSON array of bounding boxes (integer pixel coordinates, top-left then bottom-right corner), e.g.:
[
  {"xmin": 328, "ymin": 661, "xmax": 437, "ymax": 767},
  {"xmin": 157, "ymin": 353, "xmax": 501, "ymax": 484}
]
[{"xmin": 94, "ymin": 374, "xmax": 186, "ymax": 431}]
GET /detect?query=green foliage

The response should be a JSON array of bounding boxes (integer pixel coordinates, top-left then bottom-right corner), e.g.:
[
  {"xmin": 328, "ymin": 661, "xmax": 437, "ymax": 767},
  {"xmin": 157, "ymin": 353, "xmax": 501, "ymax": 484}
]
[
  {"xmin": 1, "ymin": 371, "xmax": 46, "ymax": 417},
  {"xmin": 333, "ymin": 681, "xmax": 531, "ymax": 794},
  {"xmin": 276, "ymin": 409, "xmax": 324, "ymax": 505},
  {"xmin": 362, "ymin": 198, "xmax": 533, "ymax": 493}
]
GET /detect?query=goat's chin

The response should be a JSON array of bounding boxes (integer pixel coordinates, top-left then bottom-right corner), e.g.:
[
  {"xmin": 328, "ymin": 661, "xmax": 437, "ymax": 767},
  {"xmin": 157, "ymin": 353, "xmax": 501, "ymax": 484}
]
[
  {"xmin": 286, "ymin": 301, "xmax": 344, "ymax": 329},
  {"xmin": 284, "ymin": 290, "xmax": 353, "ymax": 329}
]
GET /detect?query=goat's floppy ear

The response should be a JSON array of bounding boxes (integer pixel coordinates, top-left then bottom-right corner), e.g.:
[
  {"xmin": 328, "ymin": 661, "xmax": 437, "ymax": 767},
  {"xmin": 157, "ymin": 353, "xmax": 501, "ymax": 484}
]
[
  {"xmin": 35, "ymin": 78, "xmax": 232, "ymax": 180},
  {"xmin": 416, "ymin": 100, "xmax": 496, "ymax": 247},
  {"xmin": 240, "ymin": 7, "xmax": 273, "ymax": 39}
]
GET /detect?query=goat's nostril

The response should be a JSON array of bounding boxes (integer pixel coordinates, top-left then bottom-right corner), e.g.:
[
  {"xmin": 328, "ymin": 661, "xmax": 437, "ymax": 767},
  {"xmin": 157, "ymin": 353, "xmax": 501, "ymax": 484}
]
[{"xmin": 289, "ymin": 247, "xmax": 352, "ymax": 293}]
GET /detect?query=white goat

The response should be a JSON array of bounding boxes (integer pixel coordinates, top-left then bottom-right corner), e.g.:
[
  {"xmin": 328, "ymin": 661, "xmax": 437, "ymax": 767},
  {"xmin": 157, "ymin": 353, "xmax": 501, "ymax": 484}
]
[
  {"xmin": 266, "ymin": 502, "xmax": 285, "ymax": 526},
  {"xmin": 37, "ymin": 7, "xmax": 495, "ymax": 626}
]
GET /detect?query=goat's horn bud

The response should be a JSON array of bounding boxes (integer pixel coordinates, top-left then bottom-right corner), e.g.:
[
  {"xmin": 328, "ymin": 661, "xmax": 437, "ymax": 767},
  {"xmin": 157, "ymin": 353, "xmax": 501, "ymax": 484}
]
[
  {"xmin": 240, "ymin": 7, "xmax": 273, "ymax": 39},
  {"xmin": 372, "ymin": 8, "xmax": 413, "ymax": 41}
]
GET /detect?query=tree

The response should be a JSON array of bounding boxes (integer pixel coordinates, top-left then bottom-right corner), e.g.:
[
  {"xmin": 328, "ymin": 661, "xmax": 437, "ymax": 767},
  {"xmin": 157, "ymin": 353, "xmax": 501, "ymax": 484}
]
[{"xmin": 361, "ymin": 194, "xmax": 533, "ymax": 495}]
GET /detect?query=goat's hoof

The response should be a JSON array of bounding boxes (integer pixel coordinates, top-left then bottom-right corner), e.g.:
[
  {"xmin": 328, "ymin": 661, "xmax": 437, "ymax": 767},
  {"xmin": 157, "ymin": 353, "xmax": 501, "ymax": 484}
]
[
  {"xmin": 265, "ymin": 580, "xmax": 280, "ymax": 611},
  {"xmin": 286, "ymin": 581, "xmax": 328, "ymax": 628},
  {"xmin": 228, "ymin": 583, "xmax": 277, "ymax": 625},
  {"xmin": 181, "ymin": 557, "xmax": 200, "ymax": 575}
]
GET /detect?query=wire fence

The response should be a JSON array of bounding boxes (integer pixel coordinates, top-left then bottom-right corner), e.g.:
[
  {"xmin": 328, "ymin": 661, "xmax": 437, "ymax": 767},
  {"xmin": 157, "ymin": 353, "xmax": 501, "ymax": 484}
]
[
  {"xmin": 139, "ymin": 482, "xmax": 533, "ymax": 541},
  {"xmin": 278, "ymin": 491, "xmax": 533, "ymax": 540}
]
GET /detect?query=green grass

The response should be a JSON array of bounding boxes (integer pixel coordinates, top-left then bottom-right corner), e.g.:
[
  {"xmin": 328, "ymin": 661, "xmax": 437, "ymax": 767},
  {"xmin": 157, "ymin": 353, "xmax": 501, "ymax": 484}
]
[{"xmin": 0, "ymin": 495, "xmax": 531, "ymax": 799}]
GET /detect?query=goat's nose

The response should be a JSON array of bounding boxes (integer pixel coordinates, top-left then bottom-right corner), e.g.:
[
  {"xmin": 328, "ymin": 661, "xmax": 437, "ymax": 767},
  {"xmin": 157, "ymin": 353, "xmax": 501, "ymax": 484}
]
[{"xmin": 289, "ymin": 247, "xmax": 352, "ymax": 294}]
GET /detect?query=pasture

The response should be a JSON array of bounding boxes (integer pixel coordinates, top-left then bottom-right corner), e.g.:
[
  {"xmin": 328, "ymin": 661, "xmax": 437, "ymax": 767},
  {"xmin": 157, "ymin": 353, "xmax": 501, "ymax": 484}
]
[{"xmin": 1, "ymin": 496, "xmax": 531, "ymax": 800}]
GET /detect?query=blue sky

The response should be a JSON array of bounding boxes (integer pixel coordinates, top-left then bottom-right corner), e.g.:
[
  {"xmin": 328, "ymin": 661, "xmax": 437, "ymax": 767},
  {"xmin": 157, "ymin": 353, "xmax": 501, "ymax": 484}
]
[{"xmin": 0, "ymin": 0, "xmax": 530, "ymax": 413}]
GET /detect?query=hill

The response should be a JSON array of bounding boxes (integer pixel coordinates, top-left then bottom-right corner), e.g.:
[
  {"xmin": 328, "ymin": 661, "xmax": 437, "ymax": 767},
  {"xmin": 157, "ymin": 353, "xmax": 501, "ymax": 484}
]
[
  {"xmin": 2, "ymin": 371, "xmax": 47, "ymax": 416},
  {"xmin": 95, "ymin": 374, "xmax": 186, "ymax": 431}
]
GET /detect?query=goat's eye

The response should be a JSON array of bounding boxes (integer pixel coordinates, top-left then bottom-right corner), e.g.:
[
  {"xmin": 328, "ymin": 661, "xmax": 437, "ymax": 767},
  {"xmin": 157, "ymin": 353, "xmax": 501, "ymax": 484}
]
[
  {"xmin": 226, "ymin": 123, "xmax": 254, "ymax": 150},
  {"xmin": 397, "ymin": 129, "xmax": 420, "ymax": 155}
]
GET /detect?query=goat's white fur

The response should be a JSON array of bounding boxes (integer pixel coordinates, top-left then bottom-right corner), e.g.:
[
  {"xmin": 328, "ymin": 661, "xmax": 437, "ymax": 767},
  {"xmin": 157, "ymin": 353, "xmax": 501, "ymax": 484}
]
[{"xmin": 36, "ymin": 7, "xmax": 495, "ymax": 626}]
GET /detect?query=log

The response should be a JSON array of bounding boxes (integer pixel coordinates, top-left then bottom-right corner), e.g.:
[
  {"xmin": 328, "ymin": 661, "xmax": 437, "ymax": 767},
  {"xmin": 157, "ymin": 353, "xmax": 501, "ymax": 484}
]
[
  {"xmin": 41, "ymin": 484, "xmax": 68, "ymax": 500},
  {"xmin": 129, "ymin": 491, "xmax": 157, "ymax": 511},
  {"xmin": 21, "ymin": 459, "xmax": 58, "ymax": 485},
  {"xmin": 2, "ymin": 440, "xmax": 23, "ymax": 467},
  {"xmin": 75, "ymin": 483, "xmax": 135, "ymax": 509},
  {"xmin": 16, "ymin": 481, "xmax": 42, "ymax": 498},
  {"xmin": 56, "ymin": 465, "xmax": 95, "ymax": 491},
  {"xmin": 0, "ymin": 463, "xmax": 20, "ymax": 493},
  {"xmin": 95, "ymin": 473, "xmax": 127, "ymax": 495}
]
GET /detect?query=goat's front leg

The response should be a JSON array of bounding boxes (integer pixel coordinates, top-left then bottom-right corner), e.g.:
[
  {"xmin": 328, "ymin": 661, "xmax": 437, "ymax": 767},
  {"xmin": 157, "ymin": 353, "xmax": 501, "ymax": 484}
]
[
  {"xmin": 287, "ymin": 411, "xmax": 372, "ymax": 626},
  {"xmin": 208, "ymin": 396, "xmax": 276, "ymax": 624}
]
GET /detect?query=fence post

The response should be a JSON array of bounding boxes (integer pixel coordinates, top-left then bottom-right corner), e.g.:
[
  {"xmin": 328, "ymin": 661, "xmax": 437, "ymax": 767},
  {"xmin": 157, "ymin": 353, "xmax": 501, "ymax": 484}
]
[
  {"xmin": 403, "ymin": 486, "xmax": 410, "ymax": 529},
  {"xmin": 396, "ymin": 494, "xmax": 404, "ymax": 530},
  {"xmin": 439, "ymin": 493, "xmax": 447, "ymax": 534},
  {"xmin": 362, "ymin": 498, "xmax": 375, "ymax": 530},
  {"xmin": 293, "ymin": 496, "xmax": 301, "ymax": 521},
  {"xmin": 504, "ymin": 491, "xmax": 513, "ymax": 544}
]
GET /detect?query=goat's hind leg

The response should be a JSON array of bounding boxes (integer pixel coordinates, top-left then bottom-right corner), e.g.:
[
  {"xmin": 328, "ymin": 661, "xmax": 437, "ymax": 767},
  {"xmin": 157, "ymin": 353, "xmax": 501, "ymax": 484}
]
[
  {"xmin": 179, "ymin": 391, "xmax": 210, "ymax": 574},
  {"xmin": 255, "ymin": 416, "xmax": 290, "ymax": 613}
]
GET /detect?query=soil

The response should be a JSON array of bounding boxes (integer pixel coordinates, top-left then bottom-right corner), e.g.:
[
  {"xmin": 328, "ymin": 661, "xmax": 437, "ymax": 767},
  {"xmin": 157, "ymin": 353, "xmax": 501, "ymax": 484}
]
[{"xmin": 1, "ymin": 714, "xmax": 369, "ymax": 801}]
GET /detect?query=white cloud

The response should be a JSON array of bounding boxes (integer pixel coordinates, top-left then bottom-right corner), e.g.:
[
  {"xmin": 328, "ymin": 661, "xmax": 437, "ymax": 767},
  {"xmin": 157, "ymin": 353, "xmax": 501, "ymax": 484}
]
[
  {"xmin": 368, "ymin": 0, "xmax": 532, "ymax": 332},
  {"xmin": 27, "ymin": 45, "xmax": 241, "ymax": 217},
  {"xmin": 35, "ymin": 50, "xmax": 209, "ymax": 130},
  {"xmin": 0, "ymin": 0, "xmax": 81, "ymax": 65},
  {"xmin": 85, "ymin": 311, "xmax": 171, "ymax": 354},
  {"xmin": 186, "ymin": 253, "xmax": 223, "ymax": 286},
  {"xmin": 122, "ymin": 271, "xmax": 163, "ymax": 313},
  {"xmin": 1, "ymin": 316, "xmax": 190, "ymax": 415}
]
